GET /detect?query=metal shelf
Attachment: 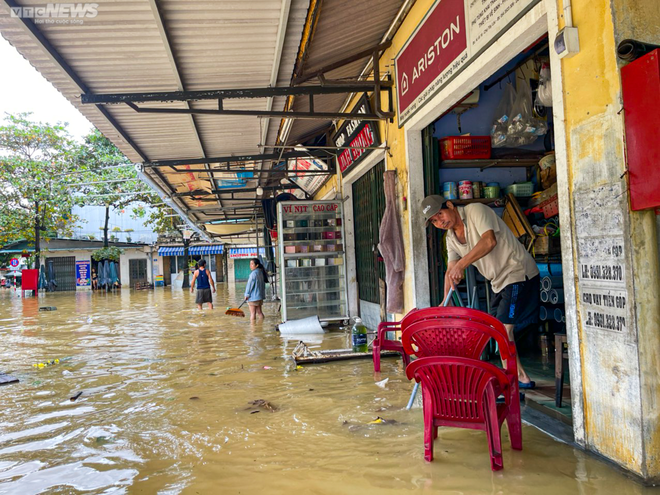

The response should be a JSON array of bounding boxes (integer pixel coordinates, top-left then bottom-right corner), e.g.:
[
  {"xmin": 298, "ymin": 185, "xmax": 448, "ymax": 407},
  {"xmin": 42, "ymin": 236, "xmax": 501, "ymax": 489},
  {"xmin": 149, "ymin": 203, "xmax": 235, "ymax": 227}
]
[
  {"xmin": 284, "ymin": 251, "xmax": 345, "ymax": 258},
  {"xmin": 440, "ymin": 158, "xmax": 539, "ymax": 171},
  {"xmin": 281, "ymin": 227, "xmax": 342, "ymax": 233}
]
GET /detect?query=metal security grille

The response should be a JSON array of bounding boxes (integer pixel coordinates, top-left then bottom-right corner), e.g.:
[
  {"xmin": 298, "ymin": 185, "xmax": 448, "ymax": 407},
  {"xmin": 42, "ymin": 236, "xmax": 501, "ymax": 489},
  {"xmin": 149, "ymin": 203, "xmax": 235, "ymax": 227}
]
[
  {"xmin": 423, "ymin": 127, "xmax": 445, "ymax": 307},
  {"xmin": 352, "ymin": 160, "xmax": 386, "ymax": 304},
  {"xmin": 46, "ymin": 256, "xmax": 76, "ymax": 291},
  {"xmin": 129, "ymin": 259, "xmax": 147, "ymax": 288}
]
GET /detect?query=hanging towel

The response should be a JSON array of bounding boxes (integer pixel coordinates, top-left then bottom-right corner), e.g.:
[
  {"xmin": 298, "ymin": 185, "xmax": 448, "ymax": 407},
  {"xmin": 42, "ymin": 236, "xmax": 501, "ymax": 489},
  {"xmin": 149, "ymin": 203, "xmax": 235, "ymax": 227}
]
[{"xmin": 378, "ymin": 170, "xmax": 405, "ymax": 314}]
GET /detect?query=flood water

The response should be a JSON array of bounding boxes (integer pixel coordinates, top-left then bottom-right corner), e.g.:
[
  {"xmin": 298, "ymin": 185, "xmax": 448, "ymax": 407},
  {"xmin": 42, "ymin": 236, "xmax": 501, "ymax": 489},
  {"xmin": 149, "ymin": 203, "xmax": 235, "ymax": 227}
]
[{"xmin": 0, "ymin": 285, "xmax": 655, "ymax": 494}]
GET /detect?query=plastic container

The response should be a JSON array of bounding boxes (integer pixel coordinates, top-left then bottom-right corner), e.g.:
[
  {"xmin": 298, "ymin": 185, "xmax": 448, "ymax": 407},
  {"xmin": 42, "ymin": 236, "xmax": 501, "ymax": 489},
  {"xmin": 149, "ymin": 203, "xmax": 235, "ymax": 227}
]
[
  {"xmin": 458, "ymin": 180, "xmax": 473, "ymax": 199},
  {"xmin": 505, "ymin": 182, "xmax": 534, "ymax": 197},
  {"xmin": 351, "ymin": 317, "xmax": 368, "ymax": 353},
  {"xmin": 440, "ymin": 136, "xmax": 491, "ymax": 160},
  {"xmin": 484, "ymin": 186, "xmax": 500, "ymax": 198},
  {"xmin": 443, "ymin": 182, "xmax": 457, "ymax": 200}
]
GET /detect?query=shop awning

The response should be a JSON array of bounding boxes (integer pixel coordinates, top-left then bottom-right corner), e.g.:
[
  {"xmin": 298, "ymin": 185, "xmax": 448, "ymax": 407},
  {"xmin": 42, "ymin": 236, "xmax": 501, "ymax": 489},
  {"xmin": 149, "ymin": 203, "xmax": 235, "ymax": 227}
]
[
  {"xmin": 158, "ymin": 246, "xmax": 184, "ymax": 256},
  {"xmin": 189, "ymin": 245, "xmax": 224, "ymax": 255},
  {"xmin": 229, "ymin": 248, "xmax": 266, "ymax": 259},
  {"xmin": 158, "ymin": 245, "xmax": 224, "ymax": 256}
]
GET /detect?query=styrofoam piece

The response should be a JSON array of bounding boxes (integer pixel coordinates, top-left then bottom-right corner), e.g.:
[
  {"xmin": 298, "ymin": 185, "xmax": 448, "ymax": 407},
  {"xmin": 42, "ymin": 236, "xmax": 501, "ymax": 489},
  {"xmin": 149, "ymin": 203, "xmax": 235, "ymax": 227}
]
[{"xmin": 278, "ymin": 316, "xmax": 324, "ymax": 335}]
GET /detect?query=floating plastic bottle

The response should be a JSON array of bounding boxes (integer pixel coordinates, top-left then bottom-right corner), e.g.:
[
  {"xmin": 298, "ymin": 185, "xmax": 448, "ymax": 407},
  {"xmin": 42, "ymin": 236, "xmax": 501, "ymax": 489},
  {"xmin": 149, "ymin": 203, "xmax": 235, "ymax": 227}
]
[{"xmin": 351, "ymin": 317, "xmax": 368, "ymax": 353}]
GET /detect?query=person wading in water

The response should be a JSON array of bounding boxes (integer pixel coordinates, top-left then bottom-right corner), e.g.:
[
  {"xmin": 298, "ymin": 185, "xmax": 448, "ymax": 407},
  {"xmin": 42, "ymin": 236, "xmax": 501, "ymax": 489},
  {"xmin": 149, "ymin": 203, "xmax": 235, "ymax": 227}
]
[{"xmin": 190, "ymin": 259, "xmax": 216, "ymax": 310}]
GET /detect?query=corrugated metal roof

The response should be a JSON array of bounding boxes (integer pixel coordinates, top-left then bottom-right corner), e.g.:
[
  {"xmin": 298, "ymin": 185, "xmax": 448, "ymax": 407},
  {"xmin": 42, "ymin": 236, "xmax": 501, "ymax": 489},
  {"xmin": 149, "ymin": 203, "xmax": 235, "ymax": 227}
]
[
  {"xmin": 0, "ymin": 0, "xmax": 404, "ymax": 239},
  {"xmin": 285, "ymin": 0, "xmax": 405, "ymax": 145}
]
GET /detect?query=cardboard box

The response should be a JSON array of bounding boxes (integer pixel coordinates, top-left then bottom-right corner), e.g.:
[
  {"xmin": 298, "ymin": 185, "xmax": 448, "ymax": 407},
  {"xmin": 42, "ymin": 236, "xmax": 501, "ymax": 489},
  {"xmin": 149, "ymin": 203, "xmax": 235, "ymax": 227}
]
[
  {"xmin": 534, "ymin": 236, "xmax": 561, "ymax": 255},
  {"xmin": 285, "ymin": 246, "xmax": 301, "ymax": 254},
  {"xmin": 312, "ymin": 245, "xmax": 325, "ymax": 252}
]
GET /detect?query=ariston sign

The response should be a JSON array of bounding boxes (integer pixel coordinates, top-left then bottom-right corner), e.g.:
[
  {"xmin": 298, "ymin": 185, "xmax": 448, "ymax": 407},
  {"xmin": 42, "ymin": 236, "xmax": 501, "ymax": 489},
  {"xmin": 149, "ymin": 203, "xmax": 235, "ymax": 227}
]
[{"xmin": 395, "ymin": 0, "xmax": 540, "ymax": 125}]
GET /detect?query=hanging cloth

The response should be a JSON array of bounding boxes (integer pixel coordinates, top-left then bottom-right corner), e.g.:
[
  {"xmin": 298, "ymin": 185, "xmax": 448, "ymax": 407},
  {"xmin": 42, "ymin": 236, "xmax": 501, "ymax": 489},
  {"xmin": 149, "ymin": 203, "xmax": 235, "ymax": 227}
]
[
  {"xmin": 38, "ymin": 264, "xmax": 47, "ymax": 290},
  {"xmin": 377, "ymin": 170, "xmax": 405, "ymax": 314}
]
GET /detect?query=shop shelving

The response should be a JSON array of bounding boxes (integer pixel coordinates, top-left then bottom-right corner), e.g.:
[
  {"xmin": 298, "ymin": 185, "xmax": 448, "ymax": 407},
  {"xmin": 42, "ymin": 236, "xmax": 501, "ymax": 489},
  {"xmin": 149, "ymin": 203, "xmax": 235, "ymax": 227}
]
[{"xmin": 277, "ymin": 200, "xmax": 349, "ymax": 323}]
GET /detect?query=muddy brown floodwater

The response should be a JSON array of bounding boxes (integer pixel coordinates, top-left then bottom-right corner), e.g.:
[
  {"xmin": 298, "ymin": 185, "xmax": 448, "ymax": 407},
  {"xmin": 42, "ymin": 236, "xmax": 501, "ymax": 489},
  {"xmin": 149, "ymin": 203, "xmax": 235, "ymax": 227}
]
[{"xmin": 0, "ymin": 285, "xmax": 655, "ymax": 494}]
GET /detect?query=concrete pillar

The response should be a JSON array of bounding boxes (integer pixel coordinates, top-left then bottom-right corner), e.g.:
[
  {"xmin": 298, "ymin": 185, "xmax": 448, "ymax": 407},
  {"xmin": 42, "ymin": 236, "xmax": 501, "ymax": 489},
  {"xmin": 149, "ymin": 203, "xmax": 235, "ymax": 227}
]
[{"xmin": 551, "ymin": 0, "xmax": 660, "ymax": 481}]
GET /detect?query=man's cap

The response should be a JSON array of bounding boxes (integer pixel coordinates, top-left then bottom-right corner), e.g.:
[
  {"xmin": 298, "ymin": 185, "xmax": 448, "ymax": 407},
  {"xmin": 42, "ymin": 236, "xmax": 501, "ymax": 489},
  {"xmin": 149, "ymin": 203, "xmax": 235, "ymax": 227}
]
[{"xmin": 421, "ymin": 195, "xmax": 448, "ymax": 225}]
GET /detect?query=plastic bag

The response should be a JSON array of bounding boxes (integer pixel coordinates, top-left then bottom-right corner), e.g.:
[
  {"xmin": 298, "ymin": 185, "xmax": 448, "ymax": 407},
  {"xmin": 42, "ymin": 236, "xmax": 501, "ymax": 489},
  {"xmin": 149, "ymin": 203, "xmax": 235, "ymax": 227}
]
[
  {"xmin": 507, "ymin": 81, "xmax": 548, "ymax": 147},
  {"xmin": 490, "ymin": 83, "xmax": 516, "ymax": 148},
  {"xmin": 536, "ymin": 63, "xmax": 552, "ymax": 107}
]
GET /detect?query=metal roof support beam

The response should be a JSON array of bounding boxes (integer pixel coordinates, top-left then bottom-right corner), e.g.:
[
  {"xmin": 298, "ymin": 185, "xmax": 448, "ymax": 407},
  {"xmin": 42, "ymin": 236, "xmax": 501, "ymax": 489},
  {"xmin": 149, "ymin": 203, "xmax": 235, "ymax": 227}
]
[
  {"xmin": 81, "ymin": 83, "xmax": 392, "ymax": 105},
  {"xmin": 142, "ymin": 150, "xmax": 334, "ymax": 168},
  {"xmin": 169, "ymin": 168, "xmax": 332, "ymax": 175},
  {"xmin": 122, "ymin": 102, "xmax": 385, "ymax": 121},
  {"xmin": 293, "ymin": 41, "xmax": 392, "ymax": 84}
]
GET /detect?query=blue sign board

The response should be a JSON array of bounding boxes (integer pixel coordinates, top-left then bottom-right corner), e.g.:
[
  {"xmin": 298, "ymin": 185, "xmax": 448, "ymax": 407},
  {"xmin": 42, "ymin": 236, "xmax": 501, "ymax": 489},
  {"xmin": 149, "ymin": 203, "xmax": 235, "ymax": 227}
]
[{"xmin": 76, "ymin": 260, "xmax": 91, "ymax": 287}]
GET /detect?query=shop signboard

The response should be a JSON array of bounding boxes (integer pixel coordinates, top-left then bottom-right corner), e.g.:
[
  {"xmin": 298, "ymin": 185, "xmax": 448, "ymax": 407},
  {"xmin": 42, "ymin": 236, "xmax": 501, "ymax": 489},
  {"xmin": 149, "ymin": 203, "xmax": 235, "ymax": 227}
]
[
  {"xmin": 229, "ymin": 248, "xmax": 266, "ymax": 259},
  {"xmin": 276, "ymin": 156, "xmax": 329, "ymax": 199},
  {"xmin": 331, "ymin": 94, "xmax": 381, "ymax": 174},
  {"xmin": 76, "ymin": 260, "xmax": 91, "ymax": 287},
  {"xmin": 395, "ymin": 0, "xmax": 541, "ymax": 125},
  {"xmin": 575, "ymin": 183, "xmax": 632, "ymax": 338}
]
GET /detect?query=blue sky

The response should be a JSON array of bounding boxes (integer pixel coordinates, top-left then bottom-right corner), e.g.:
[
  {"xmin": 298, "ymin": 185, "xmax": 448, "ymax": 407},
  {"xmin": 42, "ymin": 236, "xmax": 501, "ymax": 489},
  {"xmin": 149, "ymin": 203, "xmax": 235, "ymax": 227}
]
[{"xmin": 0, "ymin": 35, "xmax": 93, "ymax": 140}]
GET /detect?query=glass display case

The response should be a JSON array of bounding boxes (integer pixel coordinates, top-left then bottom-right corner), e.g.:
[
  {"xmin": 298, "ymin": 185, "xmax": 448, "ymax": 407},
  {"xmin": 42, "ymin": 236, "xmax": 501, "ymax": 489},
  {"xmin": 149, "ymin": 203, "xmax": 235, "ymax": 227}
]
[{"xmin": 277, "ymin": 200, "xmax": 348, "ymax": 323}]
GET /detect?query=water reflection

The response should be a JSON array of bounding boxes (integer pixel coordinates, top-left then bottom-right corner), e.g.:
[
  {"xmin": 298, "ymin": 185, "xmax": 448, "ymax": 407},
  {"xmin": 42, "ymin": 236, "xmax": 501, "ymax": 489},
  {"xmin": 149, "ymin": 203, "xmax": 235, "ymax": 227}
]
[{"xmin": 0, "ymin": 287, "xmax": 653, "ymax": 494}]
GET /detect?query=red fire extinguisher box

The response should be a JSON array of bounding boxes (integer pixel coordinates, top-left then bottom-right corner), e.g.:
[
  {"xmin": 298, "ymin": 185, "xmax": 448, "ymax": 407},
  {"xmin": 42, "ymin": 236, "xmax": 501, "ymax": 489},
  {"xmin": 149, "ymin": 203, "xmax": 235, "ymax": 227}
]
[{"xmin": 621, "ymin": 49, "xmax": 660, "ymax": 211}]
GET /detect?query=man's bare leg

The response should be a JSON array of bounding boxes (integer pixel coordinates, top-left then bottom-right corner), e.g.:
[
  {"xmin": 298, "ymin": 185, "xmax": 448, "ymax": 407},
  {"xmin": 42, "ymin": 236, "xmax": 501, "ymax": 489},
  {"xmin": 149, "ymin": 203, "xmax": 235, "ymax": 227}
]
[{"xmin": 504, "ymin": 324, "xmax": 531, "ymax": 383}]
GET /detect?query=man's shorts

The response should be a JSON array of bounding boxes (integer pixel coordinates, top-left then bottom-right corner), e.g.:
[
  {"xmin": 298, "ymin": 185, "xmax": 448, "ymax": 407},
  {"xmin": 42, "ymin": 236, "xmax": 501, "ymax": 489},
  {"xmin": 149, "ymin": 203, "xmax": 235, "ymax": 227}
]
[
  {"xmin": 491, "ymin": 275, "xmax": 540, "ymax": 329},
  {"xmin": 196, "ymin": 288, "xmax": 213, "ymax": 304},
  {"xmin": 248, "ymin": 300, "xmax": 263, "ymax": 307}
]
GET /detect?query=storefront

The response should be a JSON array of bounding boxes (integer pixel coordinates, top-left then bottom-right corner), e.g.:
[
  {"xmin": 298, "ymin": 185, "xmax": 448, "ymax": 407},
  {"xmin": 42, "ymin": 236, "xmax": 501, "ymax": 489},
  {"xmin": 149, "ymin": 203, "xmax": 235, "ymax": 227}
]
[
  {"xmin": 315, "ymin": 0, "xmax": 660, "ymax": 482},
  {"xmin": 327, "ymin": 95, "xmax": 388, "ymax": 330},
  {"xmin": 227, "ymin": 247, "xmax": 266, "ymax": 283},
  {"xmin": 157, "ymin": 244, "xmax": 224, "ymax": 287},
  {"xmin": 0, "ymin": 239, "xmax": 156, "ymax": 291}
]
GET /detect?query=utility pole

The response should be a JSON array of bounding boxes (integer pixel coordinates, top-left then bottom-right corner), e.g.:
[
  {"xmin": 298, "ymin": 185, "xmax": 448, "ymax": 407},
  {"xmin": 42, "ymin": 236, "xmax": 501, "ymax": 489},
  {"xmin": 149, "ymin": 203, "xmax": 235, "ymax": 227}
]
[
  {"xmin": 181, "ymin": 229, "xmax": 192, "ymax": 289},
  {"xmin": 34, "ymin": 200, "xmax": 40, "ymax": 269}
]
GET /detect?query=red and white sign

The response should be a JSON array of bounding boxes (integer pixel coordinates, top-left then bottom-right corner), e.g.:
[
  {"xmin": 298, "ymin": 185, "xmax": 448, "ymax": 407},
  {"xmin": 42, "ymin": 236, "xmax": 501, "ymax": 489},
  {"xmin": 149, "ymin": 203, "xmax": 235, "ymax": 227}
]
[
  {"xmin": 281, "ymin": 202, "xmax": 339, "ymax": 216},
  {"xmin": 332, "ymin": 95, "xmax": 380, "ymax": 175},
  {"xmin": 336, "ymin": 124, "xmax": 377, "ymax": 173},
  {"xmin": 395, "ymin": 0, "xmax": 540, "ymax": 125},
  {"xmin": 396, "ymin": 0, "xmax": 467, "ymax": 123},
  {"xmin": 9, "ymin": 258, "xmax": 19, "ymax": 268}
]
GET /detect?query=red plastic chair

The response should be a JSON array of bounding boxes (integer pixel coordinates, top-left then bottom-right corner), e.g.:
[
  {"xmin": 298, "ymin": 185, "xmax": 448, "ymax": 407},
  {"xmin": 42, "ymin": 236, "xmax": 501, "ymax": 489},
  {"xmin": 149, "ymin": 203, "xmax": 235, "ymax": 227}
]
[
  {"xmin": 372, "ymin": 320, "xmax": 410, "ymax": 372},
  {"xmin": 402, "ymin": 312, "xmax": 522, "ymax": 470},
  {"xmin": 406, "ymin": 356, "xmax": 516, "ymax": 470}
]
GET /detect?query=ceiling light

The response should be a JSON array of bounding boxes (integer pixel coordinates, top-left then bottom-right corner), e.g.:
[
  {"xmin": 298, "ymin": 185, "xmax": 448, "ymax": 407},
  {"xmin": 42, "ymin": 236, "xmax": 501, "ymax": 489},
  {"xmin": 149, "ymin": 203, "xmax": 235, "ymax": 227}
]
[{"xmin": 256, "ymin": 186, "xmax": 264, "ymax": 196}]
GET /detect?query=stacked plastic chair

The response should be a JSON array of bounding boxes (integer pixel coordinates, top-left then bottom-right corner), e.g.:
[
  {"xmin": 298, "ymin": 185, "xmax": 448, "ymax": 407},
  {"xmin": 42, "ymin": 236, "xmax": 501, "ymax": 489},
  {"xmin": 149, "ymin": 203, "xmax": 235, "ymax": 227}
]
[{"xmin": 402, "ymin": 308, "xmax": 522, "ymax": 471}]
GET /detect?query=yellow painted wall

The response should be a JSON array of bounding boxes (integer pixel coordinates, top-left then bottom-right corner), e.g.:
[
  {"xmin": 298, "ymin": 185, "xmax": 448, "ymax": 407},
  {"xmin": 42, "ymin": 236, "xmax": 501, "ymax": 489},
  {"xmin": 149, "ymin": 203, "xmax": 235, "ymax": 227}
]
[{"xmin": 559, "ymin": 0, "xmax": 660, "ymax": 479}]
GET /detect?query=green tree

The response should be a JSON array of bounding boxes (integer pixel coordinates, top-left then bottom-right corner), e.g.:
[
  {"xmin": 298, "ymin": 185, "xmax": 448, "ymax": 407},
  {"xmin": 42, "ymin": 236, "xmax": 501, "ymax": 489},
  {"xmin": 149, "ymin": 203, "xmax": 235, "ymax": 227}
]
[
  {"xmin": 0, "ymin": 113, "xmax": 79, "ymax": 267},
  {"xmin": 73, "ymin": 129, "xmax": 169, "ymax": 247}
]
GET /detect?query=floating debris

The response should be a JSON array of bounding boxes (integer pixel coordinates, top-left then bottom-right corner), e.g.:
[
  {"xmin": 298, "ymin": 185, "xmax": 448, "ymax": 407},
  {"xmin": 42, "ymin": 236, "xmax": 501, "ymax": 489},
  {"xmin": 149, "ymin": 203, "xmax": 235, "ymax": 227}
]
[
  {"xmin": 374, "ymin": 378, "xmax": 389, "ymax": 388},
  {"xmin": 70, "ymin": 391, "xmax": 83, "ymax": 401},
  {"xmin": 246, "ymin": 399, "xmax": 278, "ymax": 413},
  {"xmin": 0, "ymin": 374, "xmax": 19, "ymax": 386},
  {"xmin": 39, "ymin": 306, "xmax": 57, "ymax": 311},
  {"xmin": 33, "ymin": 359, "xmax": 60, "ymax": 369}
]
